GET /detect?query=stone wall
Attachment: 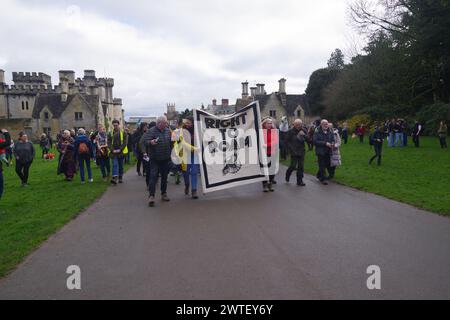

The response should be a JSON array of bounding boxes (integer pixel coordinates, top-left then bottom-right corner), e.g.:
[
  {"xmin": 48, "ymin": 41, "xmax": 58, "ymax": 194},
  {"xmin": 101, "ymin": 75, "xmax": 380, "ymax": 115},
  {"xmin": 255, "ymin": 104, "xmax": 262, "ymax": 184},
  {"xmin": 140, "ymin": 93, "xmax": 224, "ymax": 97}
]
[
  {"xmin": 261, "ymin": 93, "xmax": 287, "ymax": 125},
  {"xmin": 0, "ymin": 119, "xmax": 32, "ymax": 141},
  {"xmin": 59, "ymin": 95, "xmax": 97, "ymax": 132}
]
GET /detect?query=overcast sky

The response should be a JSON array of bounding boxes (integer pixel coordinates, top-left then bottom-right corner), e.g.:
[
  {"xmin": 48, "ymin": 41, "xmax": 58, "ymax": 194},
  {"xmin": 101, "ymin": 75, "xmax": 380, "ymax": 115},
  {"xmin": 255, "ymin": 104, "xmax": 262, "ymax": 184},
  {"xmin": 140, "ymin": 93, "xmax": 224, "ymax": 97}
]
[{"xmin": 0, "ymin": 0, "xmax": 362, "ymax": 117}]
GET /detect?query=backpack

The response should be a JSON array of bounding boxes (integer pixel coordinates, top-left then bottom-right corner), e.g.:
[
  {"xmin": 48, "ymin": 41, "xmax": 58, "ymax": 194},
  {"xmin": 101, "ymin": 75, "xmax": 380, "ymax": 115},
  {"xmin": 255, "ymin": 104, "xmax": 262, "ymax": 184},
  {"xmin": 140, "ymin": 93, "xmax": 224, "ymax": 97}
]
[{"xmin": 78, "ymin": 141, "xmax": 89, "ymax": 154}]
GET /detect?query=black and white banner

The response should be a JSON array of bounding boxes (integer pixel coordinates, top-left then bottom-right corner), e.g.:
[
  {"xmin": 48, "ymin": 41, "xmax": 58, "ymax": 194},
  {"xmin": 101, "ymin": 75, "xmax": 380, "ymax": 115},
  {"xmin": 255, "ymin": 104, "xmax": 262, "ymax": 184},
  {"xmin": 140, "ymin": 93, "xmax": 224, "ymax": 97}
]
[{"xmin": 194, "ymin": 101, "xmax": 270, "ymax": 193}]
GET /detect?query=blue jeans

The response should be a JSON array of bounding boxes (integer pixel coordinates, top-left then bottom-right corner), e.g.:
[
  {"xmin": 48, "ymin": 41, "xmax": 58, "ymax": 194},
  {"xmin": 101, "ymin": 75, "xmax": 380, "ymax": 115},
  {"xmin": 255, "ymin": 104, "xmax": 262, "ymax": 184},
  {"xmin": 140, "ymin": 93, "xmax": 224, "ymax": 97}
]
[
  {"xmin": 112, "ymin": 156, "xmax": 124, "ymax": 178},
  {"xmin": 98, "ymin": 157, "xmax": 110, "ymax": 178},
  {"xmin": 388, "ymin": 133, "xmax": 394, "ymax": 147},
  {"xmin": 394, "ymin": 133, "xmax": 403, "ymax": 147},
  {"xmin": 183, "ymin": 164, "xmax": 199, "ymax": 191},
  {"xmin": 78, "ymin": 156, "xmax": 92, "ymax": 182}
]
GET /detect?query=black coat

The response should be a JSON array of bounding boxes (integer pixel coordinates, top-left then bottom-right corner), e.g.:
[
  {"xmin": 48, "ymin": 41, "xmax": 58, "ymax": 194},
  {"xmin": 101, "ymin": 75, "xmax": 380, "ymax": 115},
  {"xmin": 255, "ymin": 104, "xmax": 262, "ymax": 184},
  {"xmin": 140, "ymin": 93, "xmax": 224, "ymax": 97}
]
[
  {"xmin": 14, "ymin": 141, "xmax": 35, "ymax": 163},
  {"xmin": 286, "ymin": 127, "xmax": 306, "ymax": 157},
  {"xmin": 372, "ymin": 129, "xmax": 384, "ymax": 145},
  {"xmin": 140, "ymin": 126, "xmax": 172, "ymax": 161},
  {"xmin": 313, "ymin": 127, "xmax": 335, "ymax": 156}
]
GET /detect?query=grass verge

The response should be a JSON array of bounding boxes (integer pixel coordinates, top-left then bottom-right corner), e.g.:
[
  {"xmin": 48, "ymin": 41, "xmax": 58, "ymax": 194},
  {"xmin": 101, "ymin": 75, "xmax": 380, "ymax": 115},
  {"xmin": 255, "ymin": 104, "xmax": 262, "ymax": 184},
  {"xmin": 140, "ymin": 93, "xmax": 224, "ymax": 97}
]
[
  {"xmin": 0, "ymin": 148, "xmax": 133, "ymax": 278},
  {"xmin": 284, "ymin": 136, "xmax": 450, "ymax": 216}
]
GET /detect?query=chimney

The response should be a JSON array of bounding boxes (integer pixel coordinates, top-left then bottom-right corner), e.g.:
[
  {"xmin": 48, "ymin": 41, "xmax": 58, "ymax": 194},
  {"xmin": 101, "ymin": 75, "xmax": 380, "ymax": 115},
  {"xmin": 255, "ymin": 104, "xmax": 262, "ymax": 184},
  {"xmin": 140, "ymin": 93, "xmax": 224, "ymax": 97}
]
[
  {"xmin": 83, "ymin": 70, "xmax": 96, "ymax": 88},
  {"xmin": 0, "ymin": 69, "xmax": 5, "ymax": 84},
  {"xmin": 222, "ymin": 99, "xmax": 229, "ymax": 107},
  {"xmin": 84, "ymin": 70, "xmax": 96, "ymax": 78},
  {"xmin": 278, "ymin": 78, "xmax": 286, "ymax": 94},
  {"xmin": 241, "ymin": 81, "xmax": 249, "ymax": 98},
  {"xmin": 257, "ymin": 83, "xmax": 265, "ymax": 95},
  {"xmin": 212, "ymin": 99, "xmax": 217, "ymax": 106},
  {"xmin": 250, "ymin": 87, "xmax": 257, "ymax": 97},
  {"xmin": 58, "ymin": 70, "xmax": 75, "ymax": 84},
  {"xmin": 59, "ymin": 74, "xmax": 69, "ymax": 102},
  {"xmin": 256, "ymin": 83, "xmax": 264, "ymax": 95}
]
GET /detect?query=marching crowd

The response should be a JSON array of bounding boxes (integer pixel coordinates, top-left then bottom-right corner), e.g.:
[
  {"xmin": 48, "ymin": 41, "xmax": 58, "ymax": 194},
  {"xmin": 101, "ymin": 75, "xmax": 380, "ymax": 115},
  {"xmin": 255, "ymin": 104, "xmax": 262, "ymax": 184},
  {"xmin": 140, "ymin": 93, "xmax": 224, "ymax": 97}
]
[{"xmin": 0, "ymin": 114, "xmax": 447, "ymax": 206}]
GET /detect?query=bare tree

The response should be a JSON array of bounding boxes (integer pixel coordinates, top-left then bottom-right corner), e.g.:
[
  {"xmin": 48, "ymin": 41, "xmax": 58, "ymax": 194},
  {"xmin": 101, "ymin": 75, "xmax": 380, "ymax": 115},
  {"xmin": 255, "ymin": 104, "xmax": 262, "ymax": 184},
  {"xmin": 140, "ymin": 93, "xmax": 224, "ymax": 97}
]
[{"xmin": 348, "ymin": 0, "xmax": 412, "ymax": 37}]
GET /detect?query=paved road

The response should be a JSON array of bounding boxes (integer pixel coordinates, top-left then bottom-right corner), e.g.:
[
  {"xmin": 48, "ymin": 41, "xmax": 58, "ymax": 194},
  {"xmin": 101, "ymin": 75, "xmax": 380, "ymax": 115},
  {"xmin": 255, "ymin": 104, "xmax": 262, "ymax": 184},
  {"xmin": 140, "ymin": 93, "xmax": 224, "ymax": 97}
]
[{"xmin": 0, "ymin": 167, "xmax": 449, "ymax": 300}]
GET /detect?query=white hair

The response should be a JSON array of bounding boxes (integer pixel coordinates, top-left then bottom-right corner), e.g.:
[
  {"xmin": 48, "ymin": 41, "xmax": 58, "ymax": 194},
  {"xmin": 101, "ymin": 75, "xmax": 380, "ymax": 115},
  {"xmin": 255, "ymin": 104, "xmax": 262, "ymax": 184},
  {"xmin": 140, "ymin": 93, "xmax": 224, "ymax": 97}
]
[
  {"xmin": 78, "ymin": 128, "xmax": 86, "ymax": 135},
  {"xmin": 157, "ymin": 116, "xmax": 168, "ymax": 124}
]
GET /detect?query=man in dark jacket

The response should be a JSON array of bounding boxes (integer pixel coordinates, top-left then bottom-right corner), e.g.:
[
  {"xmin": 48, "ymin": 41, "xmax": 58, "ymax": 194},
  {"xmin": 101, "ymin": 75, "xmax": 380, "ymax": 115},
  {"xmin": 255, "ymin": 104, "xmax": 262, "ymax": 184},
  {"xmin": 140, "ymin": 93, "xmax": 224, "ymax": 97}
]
[
  {"xmin": 0, "ymin": 129, "xmax": 11, "ymax": 199},
  {"xmin": 369, "ymin": 125, "xmax": 384, "ymax": 166},
  {"xmin": 14, "ymin": 132, "xmax": 35, "ymax": 186},
  {"xmin": 285, "ymin": 119, "xmax": 307, "ymax": 186},
  {"xmin": 140, "ymin": 116, "xmax": 173, "ymax": 207},
  {"xmin": 313, "ymin": 120, "xmax": 335, "ymax": 185}
]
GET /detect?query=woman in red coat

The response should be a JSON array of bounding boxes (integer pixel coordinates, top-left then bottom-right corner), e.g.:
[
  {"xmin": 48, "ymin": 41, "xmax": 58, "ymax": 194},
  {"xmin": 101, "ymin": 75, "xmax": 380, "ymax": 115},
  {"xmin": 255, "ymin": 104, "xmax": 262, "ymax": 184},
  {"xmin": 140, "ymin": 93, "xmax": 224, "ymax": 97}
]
[{"xmin": 262, "ymin": 117, "xmax": 279, "ymax": 193}]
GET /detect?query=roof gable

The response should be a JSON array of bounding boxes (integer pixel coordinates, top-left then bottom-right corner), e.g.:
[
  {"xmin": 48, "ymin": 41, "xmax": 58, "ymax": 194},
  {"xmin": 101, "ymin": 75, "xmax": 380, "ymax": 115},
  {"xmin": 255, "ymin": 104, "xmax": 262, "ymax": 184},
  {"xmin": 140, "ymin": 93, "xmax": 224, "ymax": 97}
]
[{"xmin": 33, "ymin": 93, "xmax": 99, "ymax": 119}]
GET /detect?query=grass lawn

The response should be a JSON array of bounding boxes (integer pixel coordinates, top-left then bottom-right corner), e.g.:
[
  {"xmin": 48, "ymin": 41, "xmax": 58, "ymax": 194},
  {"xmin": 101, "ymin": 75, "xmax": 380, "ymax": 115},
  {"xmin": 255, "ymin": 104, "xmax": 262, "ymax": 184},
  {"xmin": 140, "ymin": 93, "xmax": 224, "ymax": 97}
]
[
  {"xmin": 287, "ymin": 136, "xmax": 450, "ymax": 216},
  {"xmin": 0, "ymin": 147, "xmax": 133, "ymax": 278}
]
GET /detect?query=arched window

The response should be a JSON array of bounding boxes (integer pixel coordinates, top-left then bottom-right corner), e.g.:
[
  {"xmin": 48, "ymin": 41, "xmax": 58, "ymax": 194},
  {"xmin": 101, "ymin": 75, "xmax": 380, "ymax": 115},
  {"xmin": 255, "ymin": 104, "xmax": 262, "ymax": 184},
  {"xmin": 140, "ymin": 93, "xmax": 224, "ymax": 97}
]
[
  {"xmin": 21, "ymin": 101, "xmax": 25, "ymax": 110},
  {"xmin": 26, "ymin": 101, "xmax": 29, "ymax": 110}
]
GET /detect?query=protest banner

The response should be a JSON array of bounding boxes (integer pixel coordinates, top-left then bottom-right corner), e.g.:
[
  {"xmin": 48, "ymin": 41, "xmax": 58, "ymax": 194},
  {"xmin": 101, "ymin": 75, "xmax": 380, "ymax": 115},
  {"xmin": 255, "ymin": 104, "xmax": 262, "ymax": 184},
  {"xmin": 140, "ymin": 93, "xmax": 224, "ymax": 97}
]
[{"xmin": 194, "ymin": 101, "xmax": 270, "ymax": 193}]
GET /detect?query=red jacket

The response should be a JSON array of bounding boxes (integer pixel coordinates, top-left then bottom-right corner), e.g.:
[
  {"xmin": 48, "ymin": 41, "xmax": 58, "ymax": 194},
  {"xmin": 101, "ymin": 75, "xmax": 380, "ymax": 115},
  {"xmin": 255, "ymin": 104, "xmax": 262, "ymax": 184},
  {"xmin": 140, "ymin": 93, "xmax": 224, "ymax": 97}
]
[{"xmin": 263, "ymin": 129, "xmax": 279, "ymax": 156}]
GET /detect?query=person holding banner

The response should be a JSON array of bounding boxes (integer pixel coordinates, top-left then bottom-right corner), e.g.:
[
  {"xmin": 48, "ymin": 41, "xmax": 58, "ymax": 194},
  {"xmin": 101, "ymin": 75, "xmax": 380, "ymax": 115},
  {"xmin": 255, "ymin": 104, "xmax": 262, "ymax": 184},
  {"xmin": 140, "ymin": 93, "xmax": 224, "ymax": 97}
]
[
  {"xmin": 262, "ymin": 117, "xmax": 278, "ymax": 193},
  {"xmin": 179, "ymin": 116, "xmax": 200, "ymax": 199}
]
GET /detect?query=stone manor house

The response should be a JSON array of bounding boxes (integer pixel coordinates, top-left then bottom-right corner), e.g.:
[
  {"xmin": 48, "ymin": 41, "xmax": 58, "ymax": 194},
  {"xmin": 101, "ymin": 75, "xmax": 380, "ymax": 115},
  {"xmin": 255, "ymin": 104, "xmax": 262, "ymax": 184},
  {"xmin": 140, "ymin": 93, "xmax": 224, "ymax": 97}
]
[
  {"xmin": 0, "ymin": 69, "xmax": 125, "ymax": 141},
  {"xmin": 207, "ymin": 78, "xmax": 315, "ymax": 125}
]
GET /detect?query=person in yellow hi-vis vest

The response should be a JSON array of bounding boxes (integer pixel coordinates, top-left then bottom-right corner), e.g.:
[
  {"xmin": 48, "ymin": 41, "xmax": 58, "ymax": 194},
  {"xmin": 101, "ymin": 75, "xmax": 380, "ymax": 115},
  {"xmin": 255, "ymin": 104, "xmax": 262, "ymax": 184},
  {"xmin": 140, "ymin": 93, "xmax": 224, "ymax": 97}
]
[{"xmin": 108, "ymin": 120, "xmax": 128, "ymax": 185}]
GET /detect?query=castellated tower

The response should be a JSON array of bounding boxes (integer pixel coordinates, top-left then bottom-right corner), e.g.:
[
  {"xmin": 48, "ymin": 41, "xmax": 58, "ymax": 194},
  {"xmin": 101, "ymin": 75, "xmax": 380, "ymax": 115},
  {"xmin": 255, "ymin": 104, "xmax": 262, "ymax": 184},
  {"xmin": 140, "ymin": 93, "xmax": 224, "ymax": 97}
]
[
  {"xmin": 0, "ymin": 68, "xmax": 126, "ymax": 140},
  {"xmin": 12, "ymin": 71, "xmax": 52, "ymax": 89},
  {"xmin": 113, "ymin": 98, "xmax": 123, "ymax": 128},
  {"xmin": 167, "ymin": 103, "xmax": 176, "ymax": 114},
  {"xmin": 166, "ymin": 103, "xmax": 179, "ymax": 126}
]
